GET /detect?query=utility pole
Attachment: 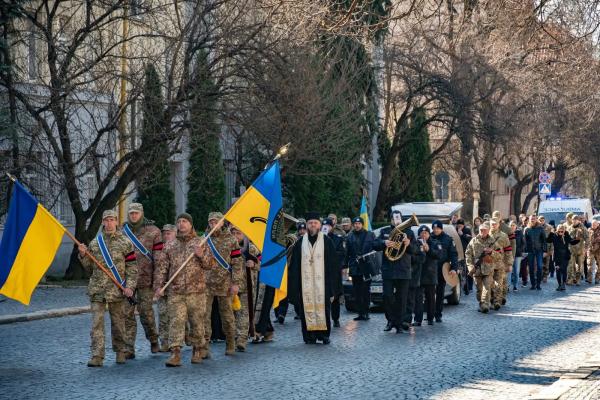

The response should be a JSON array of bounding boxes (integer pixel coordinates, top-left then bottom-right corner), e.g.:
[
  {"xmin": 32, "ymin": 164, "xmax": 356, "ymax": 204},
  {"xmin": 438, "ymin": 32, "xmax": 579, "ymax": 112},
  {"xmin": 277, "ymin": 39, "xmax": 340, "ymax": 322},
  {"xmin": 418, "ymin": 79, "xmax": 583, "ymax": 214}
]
[{"xmin": 117, "ymin": 4, "xmax": 129, "ymax": 224}]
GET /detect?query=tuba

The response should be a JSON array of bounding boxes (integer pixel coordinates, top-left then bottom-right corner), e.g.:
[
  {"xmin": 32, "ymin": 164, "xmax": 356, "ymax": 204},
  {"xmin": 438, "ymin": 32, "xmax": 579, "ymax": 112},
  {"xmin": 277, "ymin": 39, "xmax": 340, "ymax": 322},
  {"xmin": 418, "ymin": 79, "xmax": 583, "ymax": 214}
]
[{"xmin": 384, "ymin": 213, "xmax": 420, "ymax": 261}]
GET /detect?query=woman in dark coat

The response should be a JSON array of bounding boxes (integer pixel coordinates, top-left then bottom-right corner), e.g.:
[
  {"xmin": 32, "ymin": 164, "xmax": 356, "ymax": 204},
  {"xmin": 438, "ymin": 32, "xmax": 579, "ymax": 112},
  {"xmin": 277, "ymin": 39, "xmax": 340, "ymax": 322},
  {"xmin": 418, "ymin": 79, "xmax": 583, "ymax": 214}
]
[{"xmin": 547, "ymin": 224, "xmax": 579, "ymax": 291}]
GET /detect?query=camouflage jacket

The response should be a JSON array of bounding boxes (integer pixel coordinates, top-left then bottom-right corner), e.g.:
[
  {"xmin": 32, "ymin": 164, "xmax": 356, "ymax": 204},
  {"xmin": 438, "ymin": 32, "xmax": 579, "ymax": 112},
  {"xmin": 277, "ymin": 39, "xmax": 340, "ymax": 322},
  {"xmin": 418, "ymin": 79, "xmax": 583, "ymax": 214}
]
[
  {"xmin": 568, "ymin": 224, "xmax": 589, "ymax": 254},
  {"xmin": 491, "ymin": 230, "xmax": 514, "ymax": 268},
  {"xmin": 154, "ymin": 231, "xmax": 213, "ymax": 296},
  {"xmin": 589, "ymin": 227, "xmax": 600, "ymax": 253},
  {"xmin": 465, "ymin": 233, "xmax": 508, "ymax": 276},
  {"xmin": 122, "ymin": 221, "xmax": 164, "ymax": 289},
  {"xmin": 239, "ymin": 242, "xmax": 261, "ymax": 294},
  {"xmin": 80, "ymin": 229, "xmax": 138, "ymax": 302},
  {"xmin": 204, "ymin": 227, "xmax": 244, "ymax": 296}
]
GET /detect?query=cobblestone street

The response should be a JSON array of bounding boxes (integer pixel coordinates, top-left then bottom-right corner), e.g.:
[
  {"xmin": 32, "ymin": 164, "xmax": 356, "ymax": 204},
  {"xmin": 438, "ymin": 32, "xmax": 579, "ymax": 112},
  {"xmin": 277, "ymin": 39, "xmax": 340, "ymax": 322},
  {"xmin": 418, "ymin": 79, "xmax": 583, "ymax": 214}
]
[{"xmin": 2, "ymin": 281, "xmax": 600, "ymax": 400}]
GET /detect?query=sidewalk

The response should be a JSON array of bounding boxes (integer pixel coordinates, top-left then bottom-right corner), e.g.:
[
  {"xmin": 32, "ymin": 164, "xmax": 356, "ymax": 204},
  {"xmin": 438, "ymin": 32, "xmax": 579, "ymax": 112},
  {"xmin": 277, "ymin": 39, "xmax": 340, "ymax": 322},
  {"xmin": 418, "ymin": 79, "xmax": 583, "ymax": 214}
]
[
  {"xmin": 0, "ymin": 285, "xmax": 89, "ymax": 324},
  {"xmin": 530, "ymin": 358, "xmax": 600, "ymax": 400}
]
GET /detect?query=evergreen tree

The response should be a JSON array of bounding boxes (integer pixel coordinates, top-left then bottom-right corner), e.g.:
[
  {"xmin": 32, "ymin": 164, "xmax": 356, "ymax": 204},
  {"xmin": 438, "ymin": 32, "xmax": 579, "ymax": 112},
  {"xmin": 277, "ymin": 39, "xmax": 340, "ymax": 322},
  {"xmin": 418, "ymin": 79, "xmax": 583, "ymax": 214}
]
[
  {"xmin": 186, "ymin": 51, "xmax": 225, "ymax": 229},
  {"xmin": 396, "ymin": 108, "xmax": 433, "ymax": 202},
  {"xmin": 136, "ymin": 63, "xmax": 176, "ymax": 227}
]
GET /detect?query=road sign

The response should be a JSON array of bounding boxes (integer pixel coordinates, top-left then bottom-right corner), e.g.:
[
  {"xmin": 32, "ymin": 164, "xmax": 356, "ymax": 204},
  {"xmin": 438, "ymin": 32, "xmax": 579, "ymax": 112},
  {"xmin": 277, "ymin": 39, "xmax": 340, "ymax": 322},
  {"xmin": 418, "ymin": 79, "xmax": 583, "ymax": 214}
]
[
  {"xmin": 505, "ymin": 174, "xmax": 518, "ymax": 189},
  {"xmin": 539, "ymin": 172, "xmax": 552, "ymax": 184},
  {"xmin": 539, "ymin": 183, "xmax": 551, "ymax": 194}
]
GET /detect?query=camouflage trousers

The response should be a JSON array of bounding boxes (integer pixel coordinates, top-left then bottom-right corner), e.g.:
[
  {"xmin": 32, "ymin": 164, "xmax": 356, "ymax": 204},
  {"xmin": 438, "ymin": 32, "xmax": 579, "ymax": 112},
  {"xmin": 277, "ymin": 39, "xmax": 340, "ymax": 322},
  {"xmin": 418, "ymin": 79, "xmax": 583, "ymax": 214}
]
[
  {"xmin": 491, "ymin": 268, "xmax": 507, "ymax": 307},
  {"xmin": 587, "ymin": 252, "xmax": 600, "ymax": 283},
  {"xmin": 168, "ymin": 293, "xmax": 206, "ymax": 349},
  {"xmin": 124, "ymin": 287, "xmax": 158, "ymax": 353},
  {"xmin": 234, "ymin": 292, "xmax": 250, "ymax": 345},
  {"xmin": 475, "ymin": 274, "xmax": 493, "ymax": 310},
  {"xmin": 158, "ymin": 296, "xmax": 169, "ymax": 344},
  {"xmin": 90, "ymin": 299, "xmax": 127, "ymax": 359},
  {"xmin": 568, "ymin": 252, "xmax": 585, "ymax": 284},
  {"xmin": 203, "ymin": 293, "xmax": 235, "ymax": 349}
]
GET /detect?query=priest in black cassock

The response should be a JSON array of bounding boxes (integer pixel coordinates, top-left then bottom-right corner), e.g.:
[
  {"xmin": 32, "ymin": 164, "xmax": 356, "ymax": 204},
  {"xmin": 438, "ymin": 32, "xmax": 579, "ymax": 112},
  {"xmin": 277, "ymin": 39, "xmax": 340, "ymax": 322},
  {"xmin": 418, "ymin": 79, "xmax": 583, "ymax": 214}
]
[{"xmin": 288, "ymin": 212, "xmax": 341, "ymax": 344}]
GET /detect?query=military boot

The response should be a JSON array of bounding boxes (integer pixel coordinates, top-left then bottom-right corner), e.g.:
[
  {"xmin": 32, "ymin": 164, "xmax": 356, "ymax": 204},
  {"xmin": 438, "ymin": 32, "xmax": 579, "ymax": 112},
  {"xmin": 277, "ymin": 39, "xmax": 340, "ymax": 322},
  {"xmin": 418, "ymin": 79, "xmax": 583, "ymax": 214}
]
[
  {"xmin": 165, "ymin": 347, "xmax": 182, "ymax": 367},
  {"xmin": 87, "ymin": 356, "xmax": 103, "ymax": 367},
  {"xmin": 159, "ymin": 340, "xmax": 170, "ymax": 353},
  {"xmin": 116, "ymin": 352, "xmax": 127, "ymax": 364},
  {"xmin": 225, "ymin": 336, "xmax": 235, "ymax": 356},
  {"xmin": 191, "ymin": 347, "xmax": 203, "ymax": 364},
  {"xmin": 236, "ymin": 337, "xmax": 247, "ymax": 352},
  {"xmin": 150, "ymin": 341, "xmax": 160, "ymax": 354}
]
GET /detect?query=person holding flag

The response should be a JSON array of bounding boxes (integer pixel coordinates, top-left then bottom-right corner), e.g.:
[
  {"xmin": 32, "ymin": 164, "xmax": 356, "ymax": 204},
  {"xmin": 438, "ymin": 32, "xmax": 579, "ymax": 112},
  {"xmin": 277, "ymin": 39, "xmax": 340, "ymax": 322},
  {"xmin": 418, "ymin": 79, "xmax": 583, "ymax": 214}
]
[
  {"xmin": 287, "ymin": 212, "xmax": 341, "ymax": 344},
  {"xmin": 78, "ymin": 210, "xmax": 138, "ymax": 367}
]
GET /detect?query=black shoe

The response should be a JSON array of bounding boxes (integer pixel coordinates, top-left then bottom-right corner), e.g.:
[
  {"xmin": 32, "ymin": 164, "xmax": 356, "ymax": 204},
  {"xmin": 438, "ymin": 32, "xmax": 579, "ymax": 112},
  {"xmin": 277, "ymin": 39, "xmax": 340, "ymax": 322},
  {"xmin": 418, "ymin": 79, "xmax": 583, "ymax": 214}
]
[
  {"xmin": 435, "ymin": 317, "xmax": 442, "ymax": 323},
  {"xmin": 277, "ymin": 315, "xmax": 285, "ymax": 324},
  {"xmin": 513, "ymin": 286, "xmax": 518, "ymax": 291},
  {"xmin": 401, "ymin": 322, "xmax": 410, "ymax": 331},
  {"xmin": 304, "ymin": 339, "xmax": 317, "ymax": 344},
  {"xmin": 530, "ymin": 286, "xmax": 536, "ymax": 290},
  {"xmin": 393, "ymin": 325, "xmax": 403, "ymax": 334},
  {"xmin": 353, "ymin": 315, "xmax": 367, "ymax": 321},
  {"xmin": 493, "ymin": 303, "xmax": 501, "ymax": 310},
  {"xmin": 411, "ymin": 321, "xmax": 422, "ymax": 327},
  {"xmin": 333, "ymin": 320, "xmax": 340, "ymax": 328},
  {"xmin": 427, "ymin": 320, "xmax": 434, "ymax": 325},
  {"xmin": 294, "ymin": 315, "xmax": 300, "ymax": 320},
  {"xmin": 501, "ymin": 298, "xmax": 506, "ymax": 305},
  {"xmin": 383, "ymin": 321, "xmax": 393, "ymax": 332},
  {"xmin": 536, "ymin": 286, "xmax": 541, "ymax": 290},
  {"xmin": 321, "ymin": 337, "xmax": 331, "ymax": 345},
  {"xmin": 365, "ymin": 314, "xmax": 370, "ymax": 320}
]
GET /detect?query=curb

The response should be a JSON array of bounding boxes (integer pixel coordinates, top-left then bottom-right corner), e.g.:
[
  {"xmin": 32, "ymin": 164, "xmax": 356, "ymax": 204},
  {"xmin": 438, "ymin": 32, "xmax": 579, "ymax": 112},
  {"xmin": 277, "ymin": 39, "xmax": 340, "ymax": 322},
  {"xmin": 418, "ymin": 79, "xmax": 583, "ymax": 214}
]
[
  {"xmin": 529, "ymin": 359, "xmax": 600, "ymax": 399},
  {"xmin": 0, "ymin": 306, "xmax": 91, "ymax": 325}
]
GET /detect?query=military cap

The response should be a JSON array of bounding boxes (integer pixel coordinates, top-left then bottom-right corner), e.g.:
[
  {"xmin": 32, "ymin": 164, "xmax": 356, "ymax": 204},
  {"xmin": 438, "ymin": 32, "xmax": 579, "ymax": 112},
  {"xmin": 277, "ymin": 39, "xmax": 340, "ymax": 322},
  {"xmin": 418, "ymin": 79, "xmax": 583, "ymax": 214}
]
[
  {"xmin": 492, "ymin": 210, "xmax": 501, "ymax": 218},
  {"xmin": 483, "ymin": 214, "xmax": 491, "ymax": 220},
  {"xmin": 566, "ymin": 212, "xmax": 575, "ymax": 219},
  {"xmin": 322, "ymin": 218, "xmax": 333, "ymax": 227},
  {"xmin": 480, "ymin": 222, "xmax": 491, "ymax": 230},
  {"xmin": 208, "ymin": 211, "xmax": 224, "ymax": 222},
  {"xmin": 102, "ymin": 209, "xmax": 118, "ymax": 220},
  {"xmin": 490, "ymin": 218, "xmax": 500, "ymax": 224},
  {"xmin": 177, "ymin": 212, "xmax": 193, "ymax": 225},
  {"xmin": 128, "ymin": 202, "xmax": 144, "ymax": 213},
  {"xmin": 327, "ymin": 213, "xmax": 337, "ymax": 220},
  {"xmin": 162, "ymin": 224, "xmax": 176, "ymax": 231},
  {"xmin": 341, "ymin": 217, "xmax": 352, "ymax": 225}
]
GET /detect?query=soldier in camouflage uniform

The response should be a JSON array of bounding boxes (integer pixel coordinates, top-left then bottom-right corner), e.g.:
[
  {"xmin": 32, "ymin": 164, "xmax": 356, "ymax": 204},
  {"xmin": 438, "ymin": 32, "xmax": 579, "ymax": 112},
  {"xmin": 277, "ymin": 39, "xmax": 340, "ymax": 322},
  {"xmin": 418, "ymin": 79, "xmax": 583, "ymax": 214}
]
[
  {"xmin": 568, "ymin": 215, "xmax": 589, "ymax": 285},
  {"xmin": 122, "ymin": 203, "xmax": 164, "ymax": 356},
  {"xmin": 587, "ymin": 221, "xmax": 600, "ymax": 284},
  {"xmin": 489, "ymin": 218, "xmax": 514, "ymax": 309},
  {"xmin": 202, "ymin": 212, "xmax": 244, "ymax": 357},
  {"xmin": 465, "ymin": 222, "xmax": 500, "ymax": 313},
  {"xmin": 328, "ymin": 213, "xmax": 346, "ymax": 237},
  {"xmin": 492, "ymin": 211, "xmax": 514, "ymax": 303},
  {"xmin": 230, "ymin": 226, "xmax": 261, "ymax": 352},
  {"xmin": 154, "ymin": 213, "xmax": 213, "ymax": 367},
  {"xmin": 78, "ymin": 209, "xmax": 138, "ymax": 367},
  {"xmin": 538, "ymin": 216, "xmax": 554, "ymax": 282},
  {"xmin": 157, "ymin": 224, "xmax": 177, "ymax": 352}
]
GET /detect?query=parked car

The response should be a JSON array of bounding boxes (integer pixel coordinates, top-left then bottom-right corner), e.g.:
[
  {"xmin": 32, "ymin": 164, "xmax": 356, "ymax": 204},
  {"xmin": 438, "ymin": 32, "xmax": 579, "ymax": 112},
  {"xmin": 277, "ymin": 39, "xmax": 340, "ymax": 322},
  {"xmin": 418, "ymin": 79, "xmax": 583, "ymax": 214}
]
[{"xmin": 343, "ymin": 202, "xmax": 465, "ymax": 312}]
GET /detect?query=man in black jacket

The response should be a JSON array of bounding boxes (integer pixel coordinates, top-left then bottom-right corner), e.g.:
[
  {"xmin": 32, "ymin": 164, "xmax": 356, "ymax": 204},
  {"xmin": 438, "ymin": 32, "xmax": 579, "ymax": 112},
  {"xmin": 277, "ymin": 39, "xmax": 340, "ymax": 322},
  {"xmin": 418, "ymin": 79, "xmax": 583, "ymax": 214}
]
[
  {"xmin": 322, "ymin": 218, "xmax": 346, "ymax": 327},
  {"xmin": 431, "ymin": 220, "xmax": 458, "ymax": 323},
  {"xmin": 414, "ymin": 225, "xmax": 443, "ymax": 325},
  {"xmin": 345, "ymin": 217, "xmax": 376, "ymax": 321},
  {"xmin": 373, "ymin": 210, "xmax": 418, "ymax": 333}
]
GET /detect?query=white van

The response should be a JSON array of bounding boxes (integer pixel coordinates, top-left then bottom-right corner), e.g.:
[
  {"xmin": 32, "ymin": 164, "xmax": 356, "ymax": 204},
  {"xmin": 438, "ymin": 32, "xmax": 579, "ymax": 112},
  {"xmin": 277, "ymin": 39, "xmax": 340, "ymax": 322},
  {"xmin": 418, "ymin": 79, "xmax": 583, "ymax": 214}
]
[{"xmin": 537, "ymin": 198, "xmax": 593, "ymax": 224}]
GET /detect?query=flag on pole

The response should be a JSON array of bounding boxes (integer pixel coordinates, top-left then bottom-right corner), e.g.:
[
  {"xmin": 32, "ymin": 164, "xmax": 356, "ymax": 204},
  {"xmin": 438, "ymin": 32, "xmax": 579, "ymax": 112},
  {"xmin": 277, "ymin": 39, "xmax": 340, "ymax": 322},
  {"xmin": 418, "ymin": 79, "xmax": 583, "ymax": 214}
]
[
  {"xmin": 360, "ymin": 193, "xmax": 371, "ymax": 231},
  {"xmin": 0, "ymin": 181, "xmax": 65, "ymax": 305},
  {"xmin": 224, "ymin": 160, "xmax": 288, "ymax": 306}
]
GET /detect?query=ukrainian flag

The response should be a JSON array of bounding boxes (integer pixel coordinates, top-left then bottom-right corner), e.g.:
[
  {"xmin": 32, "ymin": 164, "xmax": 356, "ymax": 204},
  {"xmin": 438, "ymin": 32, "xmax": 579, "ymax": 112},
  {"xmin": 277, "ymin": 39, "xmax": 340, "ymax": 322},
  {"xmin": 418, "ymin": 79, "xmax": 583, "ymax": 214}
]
[
  {"xmin": 360, "ymin": 194, "xmax": 371, "ymax": 231},
  {"xmin": 225, "ymin": 160, "xmax": 288, "ymax": 306},
  {"xmin": 0, "ymin": 181, "xmax": 65, "ymax": 305}
]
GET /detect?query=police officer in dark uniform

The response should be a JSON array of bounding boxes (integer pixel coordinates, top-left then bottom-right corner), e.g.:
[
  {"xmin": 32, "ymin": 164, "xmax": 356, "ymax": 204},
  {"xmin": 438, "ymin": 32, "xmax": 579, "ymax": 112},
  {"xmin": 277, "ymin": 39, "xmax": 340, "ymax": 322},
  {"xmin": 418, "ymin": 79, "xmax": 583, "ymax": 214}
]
[
  {"xmin": 322, "ymin": 218, "xmax": 346, "ymax": 327},
  {"xmin": 345, "ymin": 217, "xmax": 376, "ymax": 321},
  {"xmin": 373, "ymin": 210, "xmax": 418, "ymax": 333},
  {"xmin": 431, "ymin": 220, "xmax": 458, "ymax": 323}
]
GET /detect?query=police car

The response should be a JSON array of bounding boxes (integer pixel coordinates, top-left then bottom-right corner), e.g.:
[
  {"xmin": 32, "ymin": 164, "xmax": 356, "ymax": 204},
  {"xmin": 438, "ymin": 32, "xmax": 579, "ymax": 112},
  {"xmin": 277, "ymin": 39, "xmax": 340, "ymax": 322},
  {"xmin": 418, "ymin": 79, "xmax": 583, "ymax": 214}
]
[{"xmin": 342, "ymin": 202, "xmax": 466, "ymax": 312}]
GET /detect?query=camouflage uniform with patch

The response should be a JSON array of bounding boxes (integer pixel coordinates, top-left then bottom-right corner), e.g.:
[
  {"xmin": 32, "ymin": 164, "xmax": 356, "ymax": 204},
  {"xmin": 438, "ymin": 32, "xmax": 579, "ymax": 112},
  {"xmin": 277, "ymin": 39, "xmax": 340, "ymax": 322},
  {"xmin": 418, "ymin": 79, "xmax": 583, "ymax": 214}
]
[
  {"xmin": 154, "ymin": 225, "xmax": 213, "ymax": 365},
  {"xmin": 202, "ymin": 213, "xmax": 244, "ymax": 356},
  {"xmin": 568, "ymin": 222, "xmax": 589, "ymax": 284},
  {"xmin": 122, "ymin": 203, "xmax": 165, "ymax": 355},
  {"xmin": 80, "ymin": 213, "xmax": 138, "ymax": 365},
  {"xmin": 465, "ymin": 232, "xmax": 504, "ymax": 312},
  {"xmin": 234, "ymin": 242, "xmax": 261, "ymax": 350},
  {"xmin": 158, "ymin": 224, "xmax": 177, "ymax": 351},
  {"xmin": 490, "ymin": 229, "xmax": 513, "ymax": 309}
]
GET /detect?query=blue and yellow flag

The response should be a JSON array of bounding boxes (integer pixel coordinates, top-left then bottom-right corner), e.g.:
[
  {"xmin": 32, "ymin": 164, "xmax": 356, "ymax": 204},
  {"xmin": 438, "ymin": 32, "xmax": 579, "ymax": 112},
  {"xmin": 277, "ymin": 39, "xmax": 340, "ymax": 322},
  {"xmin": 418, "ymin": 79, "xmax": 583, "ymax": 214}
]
[
  {"xmin": 224, "ymin": 160, "xmax": 288, "ymax": 306},
  {"xmin": 360, "ymin": 194, "xmax": 371, "ymax": 231},
  {"xmin": 0, "ymin": 181, "xmax": 65, "ymax": 305}
]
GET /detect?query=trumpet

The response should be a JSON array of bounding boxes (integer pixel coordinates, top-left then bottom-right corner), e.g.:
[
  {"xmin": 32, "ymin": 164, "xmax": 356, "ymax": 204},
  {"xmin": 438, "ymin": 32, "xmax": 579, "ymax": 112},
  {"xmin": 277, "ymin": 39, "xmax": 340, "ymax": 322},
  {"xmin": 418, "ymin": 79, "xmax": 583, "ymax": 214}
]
[{"xmin": 384, "ymin": 214, "xmax": 419, "ymax": 261}]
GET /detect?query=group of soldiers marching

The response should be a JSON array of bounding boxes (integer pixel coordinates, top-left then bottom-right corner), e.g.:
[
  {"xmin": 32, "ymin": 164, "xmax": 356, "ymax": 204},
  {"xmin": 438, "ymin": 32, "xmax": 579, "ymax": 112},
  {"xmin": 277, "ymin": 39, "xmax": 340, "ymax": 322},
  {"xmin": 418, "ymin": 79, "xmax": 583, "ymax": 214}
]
[{"xmin": 78, "ymin": 204, "xmax": 259, "ymax": 367}]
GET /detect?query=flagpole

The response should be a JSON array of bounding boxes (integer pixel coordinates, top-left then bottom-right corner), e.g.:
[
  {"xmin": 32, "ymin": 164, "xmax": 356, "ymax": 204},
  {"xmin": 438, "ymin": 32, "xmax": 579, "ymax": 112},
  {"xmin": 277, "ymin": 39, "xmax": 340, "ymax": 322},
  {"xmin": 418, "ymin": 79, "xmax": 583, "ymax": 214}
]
[
  {"xmin": 5, "ymin": 173, "xmax": 126, "ymax": 293},
  {"xmin": 156, "ymin": 142, "xmax": 291, "ymax": 298}
]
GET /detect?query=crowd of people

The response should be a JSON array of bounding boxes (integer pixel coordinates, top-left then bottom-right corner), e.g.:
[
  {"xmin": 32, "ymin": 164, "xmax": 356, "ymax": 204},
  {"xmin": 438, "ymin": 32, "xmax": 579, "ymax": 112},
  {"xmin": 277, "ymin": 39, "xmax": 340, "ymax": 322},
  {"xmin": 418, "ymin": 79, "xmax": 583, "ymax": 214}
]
[{"xmin": 76, "ymin": 202, "xmax": 599, "ymax": 367}]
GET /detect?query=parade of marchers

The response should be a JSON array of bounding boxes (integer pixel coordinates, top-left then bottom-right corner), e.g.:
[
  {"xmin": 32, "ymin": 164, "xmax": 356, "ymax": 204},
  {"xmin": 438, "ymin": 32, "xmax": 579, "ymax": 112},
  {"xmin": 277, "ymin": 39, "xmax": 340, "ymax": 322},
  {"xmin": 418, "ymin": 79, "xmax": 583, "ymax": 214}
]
[{"xmin": 72, "ymin": 198, "xmax": 598, "ymax": 368}]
